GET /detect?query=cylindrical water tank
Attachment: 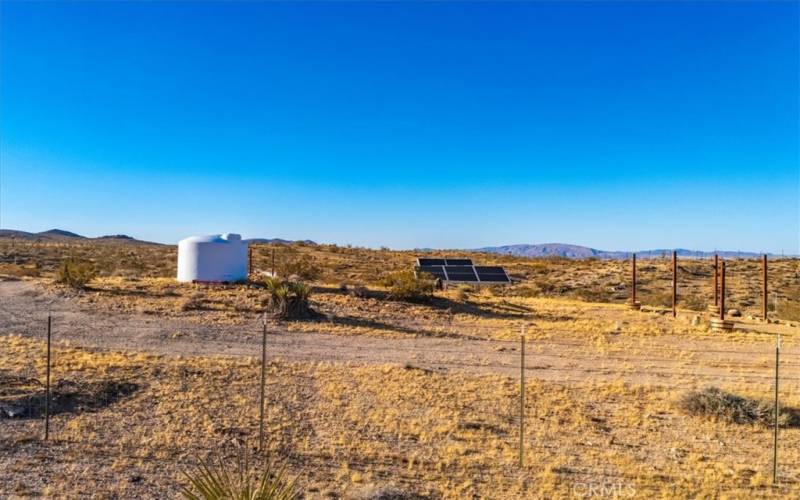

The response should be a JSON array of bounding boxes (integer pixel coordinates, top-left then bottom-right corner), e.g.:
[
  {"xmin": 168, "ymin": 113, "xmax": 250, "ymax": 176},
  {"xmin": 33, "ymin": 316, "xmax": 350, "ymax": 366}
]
[{"xmin": 177, "ymin": 233, "xmax": 249, "ymax": 283}]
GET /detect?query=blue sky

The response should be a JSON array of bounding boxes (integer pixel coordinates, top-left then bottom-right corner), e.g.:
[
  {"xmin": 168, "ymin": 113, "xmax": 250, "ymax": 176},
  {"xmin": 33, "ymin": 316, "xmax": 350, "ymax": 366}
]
[{"xmin": 1, "ymin": 1, "xmax": 798, "ymax": 252}]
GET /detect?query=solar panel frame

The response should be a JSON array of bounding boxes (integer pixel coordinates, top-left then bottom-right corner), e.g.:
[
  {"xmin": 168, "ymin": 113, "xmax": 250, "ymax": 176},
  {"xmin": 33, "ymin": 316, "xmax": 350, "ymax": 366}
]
[
  {"xmin": 444, "ymin": 258, "xmax": 473, "ymax": 266},
  {"xmin": 474, "ymin": 266, "xmax": 511, "ymax": 283},
  {"xmin": 414, "ymin": 258, "xmax": 510, "ymax": 285},
  {"xmin": 443, "ymin": 265, "xmax": 478, "ymax": 282},
  {"xmin": 417, "ymin": 258, "xmax": 447, "ymax": 266}
]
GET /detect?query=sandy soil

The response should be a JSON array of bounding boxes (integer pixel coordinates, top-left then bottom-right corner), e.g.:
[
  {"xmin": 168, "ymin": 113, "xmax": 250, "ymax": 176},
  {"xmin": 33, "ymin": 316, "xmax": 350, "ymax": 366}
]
[{"xmin": 2, "ymin": 280, "xmax": 797, "ymax": 388}]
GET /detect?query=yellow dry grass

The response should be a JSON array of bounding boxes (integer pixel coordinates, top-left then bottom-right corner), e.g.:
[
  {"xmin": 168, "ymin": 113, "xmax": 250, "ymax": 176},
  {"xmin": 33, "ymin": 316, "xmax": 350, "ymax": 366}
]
[{"xmin": 2, "ymin": 335, "xmax": 798, "ymax": 498}]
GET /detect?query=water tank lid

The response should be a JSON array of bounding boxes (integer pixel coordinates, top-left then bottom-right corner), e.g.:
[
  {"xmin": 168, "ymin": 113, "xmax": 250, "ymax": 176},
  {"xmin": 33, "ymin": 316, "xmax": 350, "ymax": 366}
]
[{"xmin": 179, "ymin": 233, "xmax": 243, "ymax": 244}]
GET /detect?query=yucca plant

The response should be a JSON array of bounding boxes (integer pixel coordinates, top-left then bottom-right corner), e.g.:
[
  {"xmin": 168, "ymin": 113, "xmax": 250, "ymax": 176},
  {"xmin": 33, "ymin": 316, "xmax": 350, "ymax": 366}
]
[
  {"xmin": 181, "ymin": 447, "xmax": 297, "ymax": 500},
  {"xmin": 261, "ymin": 277, "xmax": 313, "ymax": 320}
]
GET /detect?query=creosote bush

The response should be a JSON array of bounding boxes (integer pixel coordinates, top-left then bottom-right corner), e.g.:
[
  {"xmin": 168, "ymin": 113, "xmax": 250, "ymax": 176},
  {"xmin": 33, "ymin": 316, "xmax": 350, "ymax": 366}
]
[
  {"xmin": 261, "ymin": 277, "xmax": 314, "ymax": 320},
  {"xmin": 679, "ymin": 386, "xmax": 796, "ymax": 427},
  {"xmin": 56, "ymin": 258, "xmax": 97, "ymax": 289},
  {"xmin": 382, "ymin": 269, "xmax": 435, "ymax": 303}
]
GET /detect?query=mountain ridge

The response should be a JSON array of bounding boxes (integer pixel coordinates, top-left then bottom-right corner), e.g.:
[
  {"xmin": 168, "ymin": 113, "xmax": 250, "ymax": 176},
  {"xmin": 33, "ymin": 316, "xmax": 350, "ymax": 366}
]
[{"xmin": 477, "ymin": 243, "xmax": 776, "ymax": 259}]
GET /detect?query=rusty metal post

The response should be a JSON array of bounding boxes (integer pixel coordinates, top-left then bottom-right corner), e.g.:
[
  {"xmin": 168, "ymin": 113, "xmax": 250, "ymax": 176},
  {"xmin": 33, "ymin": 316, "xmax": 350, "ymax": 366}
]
[
  {"xmin": 271, "ymin": 248, "xmax": 275, "ymax": 277},
  {"xmin": 763, "ymin": 254, "xmax": 768, "ymax": 321},
  {"xmin": 720, "ymin": 261, "xmax": 726, "ymax": 321},
  {"xmin": 672, "ymin": 251, "xmax": 677, "ymax": 317},
  {"xmin": 248, "ymin": 246, "xmax": 253, "ymax": 277},
  {"xmin": 714, "ymin": 254, "xmax": 719, "ymax": 306},
  {"xmin": 44, "ymin": 314, "xmax": 51, "ymax": 441}
]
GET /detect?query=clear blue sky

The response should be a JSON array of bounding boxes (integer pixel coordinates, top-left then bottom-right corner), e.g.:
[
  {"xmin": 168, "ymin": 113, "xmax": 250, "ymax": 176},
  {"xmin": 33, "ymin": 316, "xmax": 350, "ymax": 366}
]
[{"xmin": 1, "ymin": 1, "xmax": 798, "ymax": 252}]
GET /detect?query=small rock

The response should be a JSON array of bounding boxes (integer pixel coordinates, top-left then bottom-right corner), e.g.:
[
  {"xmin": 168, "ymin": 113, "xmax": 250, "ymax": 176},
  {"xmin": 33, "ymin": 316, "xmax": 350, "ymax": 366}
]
[
  {"xmin": 691, "ymin": 315, "xmax": 701, "ymax": 326},
  {"xmin": 1, "ymin": 404, "xmax": 25, "ymax": 418},
  {"xmin": 727, "ymin": 309, "xmax": 742, "ymax": 317}
]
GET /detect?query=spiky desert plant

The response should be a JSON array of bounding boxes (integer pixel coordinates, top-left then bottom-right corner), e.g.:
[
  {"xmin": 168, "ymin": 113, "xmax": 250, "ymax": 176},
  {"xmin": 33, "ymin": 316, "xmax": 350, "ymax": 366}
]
[
  {"xmin": 261, "ymin": 277, "xmax": 313, "ymax": 320},
  {"xmin": 181, "ymin": 446, "xmax": 297, "ymax": 500}
]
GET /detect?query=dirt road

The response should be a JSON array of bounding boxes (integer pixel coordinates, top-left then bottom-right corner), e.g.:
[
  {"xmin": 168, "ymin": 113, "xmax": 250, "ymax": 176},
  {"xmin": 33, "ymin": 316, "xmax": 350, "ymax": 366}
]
[{"xmin": 2, "ymin": 280, "xmax": 797, "ymax": 387}]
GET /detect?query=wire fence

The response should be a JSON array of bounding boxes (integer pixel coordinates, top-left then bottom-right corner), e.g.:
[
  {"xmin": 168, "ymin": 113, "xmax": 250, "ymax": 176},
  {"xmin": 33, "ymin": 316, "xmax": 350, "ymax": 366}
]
[{"xmin": 3, "ymin": 302, "xmax": 798, "ymax": 494}]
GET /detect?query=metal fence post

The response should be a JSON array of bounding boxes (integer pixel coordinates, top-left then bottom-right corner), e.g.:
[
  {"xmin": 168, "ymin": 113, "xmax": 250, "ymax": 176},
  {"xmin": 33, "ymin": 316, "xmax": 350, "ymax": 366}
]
[
  {"xmin": 519, "ymin": 324, "xmax": 525, "ymax": 468},
  {"xmin": 773, "ymin": 333, "xmax": 780, "ymax": 484},
  {"xmin": 259, "ymin": 315, "xmax": 267, "ymax": 452},
  {"xmin": 672, "ymin": 250, "xmax": 677, "ymax": 317},
  {"xmin": 44, "ymin": 314, "xmax": 51, "ymax": 441}
]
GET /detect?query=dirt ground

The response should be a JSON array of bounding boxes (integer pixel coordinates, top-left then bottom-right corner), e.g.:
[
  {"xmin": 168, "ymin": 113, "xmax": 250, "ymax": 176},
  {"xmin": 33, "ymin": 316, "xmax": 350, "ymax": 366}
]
[
  {"xmin": 2, "ymin": 268, "xmax": 800, "ymax": 498},
  {"xmin": 2, "ymin": 280, "xmax": 797, "ymax": 386}
]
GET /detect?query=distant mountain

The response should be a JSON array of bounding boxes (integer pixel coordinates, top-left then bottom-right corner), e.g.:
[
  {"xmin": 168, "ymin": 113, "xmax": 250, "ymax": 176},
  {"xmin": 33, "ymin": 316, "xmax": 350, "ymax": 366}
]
[
  {"xmin": 477, "ymin": 243, "xmax": 772, "ymax": 259},
  {"xmin": 39, "ymin": 229, "xmax": 86, "ymax": 239},
  {"xmin": 245, "ymin": 238, "xmax": 316, "ymax": 245},
  {"xmin": 0, "ymin": 229, "xmax": 159, "ymax": 245}
]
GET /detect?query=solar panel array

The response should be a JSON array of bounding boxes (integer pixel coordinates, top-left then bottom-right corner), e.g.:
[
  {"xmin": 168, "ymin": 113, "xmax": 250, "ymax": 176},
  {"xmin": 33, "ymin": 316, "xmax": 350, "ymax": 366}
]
[{"xmin": 415, "ymin": 258, "xmax": 511, "ymax": 284}]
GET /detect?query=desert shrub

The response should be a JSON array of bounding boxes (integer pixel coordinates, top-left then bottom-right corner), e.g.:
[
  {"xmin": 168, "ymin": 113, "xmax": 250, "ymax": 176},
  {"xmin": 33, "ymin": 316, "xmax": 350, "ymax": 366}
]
[
  {"xmin": 56, "ymin": 258, "xmax": 97, "ymax": 289},
  {"xmin": 455, "ymin": 284, "xmax": 472, "ymax": 302},
  {"xmin": 508, "ymin": 285, "xmax": 540, "ymax": 298},
  {"xmin": 574, "ymin": 285, "xmax": 614, "ymax": 303},
  {"xmin": 179, "ymin": 291, "xmax": 206, "ymax": 311},
  {"xmin": 181, "ymin": 445, "xmax": 297, "ymax": 500},
  {"xmin": 679, "ymin": 387, "xmax": 797, "ymax": 427},
  {"xmin": 382, "ymin": 270, "xmax": 434, "ymax": 302},
  {"xmin": 261, "ymin": 277, "xmax": 314, "ymax": 320},
  {"xmin": 278, "ymin": 254, "xmax": 321, "ymax": 281},
  {"xmin": 347, "ymin": 483, "xmax": 419, "ymax": 500},
  {"xmin": 682, "ymin": 294, "xmax": 707, "ymax": 312}
]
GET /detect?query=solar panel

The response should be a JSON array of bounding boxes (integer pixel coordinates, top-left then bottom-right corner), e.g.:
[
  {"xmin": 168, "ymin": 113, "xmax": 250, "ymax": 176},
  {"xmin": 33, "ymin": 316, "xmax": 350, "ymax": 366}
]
[
  {"xmin": 414, "ymin": 257, "xmax": 510, "ymax": 285},
  {"xmin": 443, "ymin": 265, "xmax": 478, "ymax": 282},
  {"xmin": 416, "ymin": 265, "xmax": 447, "ymax": 280},
  {"xmin": 475, "ymin": 266, "xmax": 511, "ymax": 283},
  {"xmin": 418, "ymin": 258, "xmax": 446, "ymax": 266},
  {"xmin": 444, "ymin": 258, "xmax": 473, "ymax": 266}
]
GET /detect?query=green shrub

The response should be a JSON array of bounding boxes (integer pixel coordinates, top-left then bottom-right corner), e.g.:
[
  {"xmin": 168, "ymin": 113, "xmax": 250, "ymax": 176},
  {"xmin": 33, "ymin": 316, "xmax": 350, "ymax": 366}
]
[
  {"xmin": 181, "ymin": 446, "xmax": 297, "ymax": 500},
  {"xmin": 383, "ymin": 269, "xmax": 435, "ymax": 302},
  {"xmin": 56, "ymin": 258, "xmax": 97, "ymax": 289},
  {"xmin": 261, "ymin": 277, "xmax": 313, "ymax": 320}
]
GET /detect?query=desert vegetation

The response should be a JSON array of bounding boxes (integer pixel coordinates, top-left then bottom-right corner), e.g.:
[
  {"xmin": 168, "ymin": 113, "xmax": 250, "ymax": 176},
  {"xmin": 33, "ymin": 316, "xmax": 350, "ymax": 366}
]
[{"xmin": 0, "ymin": 238, "xmax": 799, "ymax": 497}]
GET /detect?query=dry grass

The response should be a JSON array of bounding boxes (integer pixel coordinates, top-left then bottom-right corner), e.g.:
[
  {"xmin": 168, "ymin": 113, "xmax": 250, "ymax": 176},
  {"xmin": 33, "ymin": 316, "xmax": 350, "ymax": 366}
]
[
  {"xmin": 2, "ymin": 240, "xmax": 800, "ymax": 497},
  {"xmin": 2, "ymin": 335, "xmax": 799, "ymax": 498}
]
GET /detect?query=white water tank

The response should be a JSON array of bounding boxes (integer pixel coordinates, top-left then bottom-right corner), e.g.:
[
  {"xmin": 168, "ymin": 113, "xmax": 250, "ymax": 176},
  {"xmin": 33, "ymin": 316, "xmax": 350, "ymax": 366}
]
[{"xmin": 177, "ymin": 233, "xmax": 249, "ymax": 283}]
